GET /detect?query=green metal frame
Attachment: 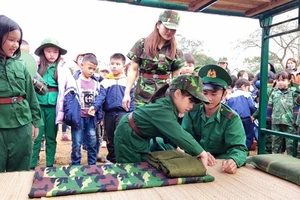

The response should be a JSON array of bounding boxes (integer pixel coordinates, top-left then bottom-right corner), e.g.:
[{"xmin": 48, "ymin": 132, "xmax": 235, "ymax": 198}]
[{"xmin": 258, "ymin": 3, "xmax": 300, "ymax": 157}]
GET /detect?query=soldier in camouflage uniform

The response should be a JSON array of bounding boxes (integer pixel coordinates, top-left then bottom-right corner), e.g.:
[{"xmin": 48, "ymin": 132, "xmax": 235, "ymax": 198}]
[
  {"xmin": 268, "ymin": 70, "xmax": 300, "ymax": 157},
  {"xmin": 182, "ymin": 65, "xmax": 248, "ymax": 174},
  {"xmin": 122, "ymin": 10, "xmax": 185, "ymax": 109},
  {"xmin": 114, "ymin": 75, "xmax": 210, "ymax": 166}
]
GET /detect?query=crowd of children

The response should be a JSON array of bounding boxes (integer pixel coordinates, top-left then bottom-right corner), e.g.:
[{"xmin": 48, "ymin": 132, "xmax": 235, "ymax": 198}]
[{"xmin": 1, "ymin": 9, "xmax": 299, "ymax": 174}]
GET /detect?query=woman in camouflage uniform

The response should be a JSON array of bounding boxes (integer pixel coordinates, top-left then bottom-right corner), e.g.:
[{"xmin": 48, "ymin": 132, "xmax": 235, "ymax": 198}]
[{"xmin": 122, "ymin": 10, "xmax": 185, "ymax": 109}]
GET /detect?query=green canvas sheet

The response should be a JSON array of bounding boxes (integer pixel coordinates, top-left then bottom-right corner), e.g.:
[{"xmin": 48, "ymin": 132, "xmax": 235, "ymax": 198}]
[{"xmin": 28, "ymin": 162, "xmax": 214, "ymax": 198}]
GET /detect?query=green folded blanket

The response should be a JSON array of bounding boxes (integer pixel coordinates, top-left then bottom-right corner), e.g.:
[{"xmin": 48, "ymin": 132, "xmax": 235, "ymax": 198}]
[
  {"xmin": 148, "ymin": 150, "xmax": 206, "ymax": 178},
  {"xmin": 246, "ymin": 154, "xmax": 300, "ymax": 185}
]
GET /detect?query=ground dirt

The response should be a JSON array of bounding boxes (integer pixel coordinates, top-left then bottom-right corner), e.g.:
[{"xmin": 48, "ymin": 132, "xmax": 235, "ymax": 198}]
[{"xmin": 37, "ymin": 131, "xmax": 108, "ymax": 167}]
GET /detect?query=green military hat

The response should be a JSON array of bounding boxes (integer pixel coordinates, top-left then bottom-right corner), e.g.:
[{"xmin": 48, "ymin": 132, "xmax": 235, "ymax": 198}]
[
  {"xmin": 158, "ymin": 10, "xmax": 180, "ymax": 30},
  {"xmin": 218, "ymin": 58, "xmax": 228, "ymax": 64},
  {"xmin": 198, "ymin": 64, "xmax": 232, "ymax": 90},
  {"xmin": 170, "ymin": 75, "xmax": 209, "ymax": 104},
  {"xmin": 20, "ymin": 51, "xmax": 37, "ymax": 77},
  {"xmin": 34, "ymin": 38, "xmax": 67, "ymax": 56}
]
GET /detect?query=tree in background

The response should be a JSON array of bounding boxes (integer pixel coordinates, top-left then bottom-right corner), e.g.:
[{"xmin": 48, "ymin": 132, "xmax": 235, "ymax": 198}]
[
  {"xmin": 236, "ymin": 18, "xmax": 300, "ymax": 71},
  {"xmin": 243, "ymin": 55, "xmax": 282, "ymax": 74},
  {"xmin": 176, "ymin": 34, "xmax": 217, "ymax": 68}
]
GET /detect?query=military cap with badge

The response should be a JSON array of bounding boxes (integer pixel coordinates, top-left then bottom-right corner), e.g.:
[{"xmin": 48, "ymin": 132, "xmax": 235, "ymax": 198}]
[{"xmin": 198, "ymin": 64, "xmax": 232, "ymax": 91}]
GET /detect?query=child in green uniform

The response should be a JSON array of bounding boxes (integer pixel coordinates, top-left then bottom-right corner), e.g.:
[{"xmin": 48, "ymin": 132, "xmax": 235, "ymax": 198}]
[
  {"xmin": 182, "ymin": 65, "xmax": 248, "ymax": 174},
  {"xmin": 114, "ymin": 75, "xmax": 210, "ymax": 166},
  {"xmin": 122, "ymin": 10, "xmax": 185, "ymax": 109},
  {"xmin": 0, "ymin": 15, "xmax": 43, "ymax": 172},
  {"xmin": 268, "ymin": 70, "xmax": 300, "ymax": 157},
  {"xmin": 30, "ymin": 38, "xmax": 71, "ymax": 169}
]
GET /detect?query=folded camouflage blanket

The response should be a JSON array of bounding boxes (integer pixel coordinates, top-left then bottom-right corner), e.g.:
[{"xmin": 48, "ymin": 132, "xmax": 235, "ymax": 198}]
[
  {"xmin": 28, "ymin": 162, "xmax": 214, "ymax": 198},
  {"xmin": 246, "ymin": 154, "xmax": 300, "ymax": 185},
  {"xmin": 147, "ymin": 150, "xmax": 206, "ymax": 178}
]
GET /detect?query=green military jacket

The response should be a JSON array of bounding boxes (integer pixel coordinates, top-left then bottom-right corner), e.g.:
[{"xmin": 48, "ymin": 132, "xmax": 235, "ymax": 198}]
[
  {"xmin": 115, "ymin": 96, "xmax": 204, "ymax": 156},
  {"xmin": 127, "ymin": 38, "xmax": 185, "ymax": 105},
  {"xmin": 0, "ymin": 58, "xmax": 43, "ymax": 128},
  {"xmin": 268, "ymin": 88, "xmax": 299, "ymax": 126},
  {"xmin": 182, "ymin": 104, "xmax": 248, "ymax": 167},
  {"xmin": 37, "ymin": 63, "xmax": 58, "ymax": 105}
]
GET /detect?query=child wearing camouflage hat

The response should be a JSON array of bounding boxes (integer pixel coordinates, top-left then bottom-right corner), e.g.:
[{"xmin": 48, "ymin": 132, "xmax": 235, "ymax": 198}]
[
  {"xmin": 115, "ymin": 75, "xmax": 210, "ymax": 166},
  {"xmin": 123, "ymin": 9, "xmax": 185, "ymax": 109}
]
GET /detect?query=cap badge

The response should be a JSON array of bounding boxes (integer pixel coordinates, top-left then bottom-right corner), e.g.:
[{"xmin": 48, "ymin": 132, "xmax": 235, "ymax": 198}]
[{"xmin": 207, "ymin": 69, "xmax": 216, "ymax": 78}]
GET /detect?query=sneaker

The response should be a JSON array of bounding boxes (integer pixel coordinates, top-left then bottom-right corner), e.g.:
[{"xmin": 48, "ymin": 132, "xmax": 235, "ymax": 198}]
[
  {"xmin": 40, "ymin": 142, "xmax": 45, "ymax": 151},
  {"xmin": 101, "ymin": 141, "xmax": 107, "ymax": 148},
  {"xmin": 61, "ymin": 133, "xmax": 71, "ymax": 141}
]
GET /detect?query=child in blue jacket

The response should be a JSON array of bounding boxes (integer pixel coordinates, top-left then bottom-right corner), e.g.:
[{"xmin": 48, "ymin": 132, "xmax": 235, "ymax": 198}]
[{"xmin": 63, "ymin": 54, "xmax": 105, "ymax": 165}]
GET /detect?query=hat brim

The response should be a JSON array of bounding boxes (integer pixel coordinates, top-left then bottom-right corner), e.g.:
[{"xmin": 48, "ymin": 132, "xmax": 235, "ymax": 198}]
[
  {"xmin": 162, "ymin": 22, "xmax": 178, "ymax": 30},
  {"xmin": 202, "ymin": 83, "xmax": 224, "ymax": 91},
  {"xmin": 189, "ymin": 91, "xmax": 210, "ymax": 104},
  {"xmin": 20, "ymin": 51, "xmax": 37, "ymax": 77},
  {"xmin": 34, "ymin": 44, "xmax": 67, "ymax": 56}
]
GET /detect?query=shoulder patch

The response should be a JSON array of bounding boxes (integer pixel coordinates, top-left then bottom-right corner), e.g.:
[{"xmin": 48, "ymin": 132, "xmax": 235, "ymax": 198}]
[{"xmin": 220, "ymin": 104, "xmax": 235, "ymax": 119}]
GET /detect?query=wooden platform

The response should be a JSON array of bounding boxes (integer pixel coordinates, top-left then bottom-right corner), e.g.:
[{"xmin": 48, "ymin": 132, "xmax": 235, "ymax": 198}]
[{"xmin": 0, "ymin": 160, "xmax": 299, "ymax": 200}]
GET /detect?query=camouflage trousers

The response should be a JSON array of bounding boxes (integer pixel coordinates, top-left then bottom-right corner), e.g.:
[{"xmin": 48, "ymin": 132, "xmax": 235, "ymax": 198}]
[{"xmin": 271, "ymin": 124, "xmax": 300, "ymax": 156}]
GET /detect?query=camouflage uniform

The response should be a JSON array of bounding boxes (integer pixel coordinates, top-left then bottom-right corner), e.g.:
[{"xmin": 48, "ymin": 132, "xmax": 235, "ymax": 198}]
[
  {"xmin": 114, "ymin": 75, "xmax": 209, "ymax": 163},
  {"xmin": 268, "ymin": 88, "xmax": 300, "ymax": 156},
  {"xmin": 127, "ymin": 10, "xmax": 185, "ymax": 106}
]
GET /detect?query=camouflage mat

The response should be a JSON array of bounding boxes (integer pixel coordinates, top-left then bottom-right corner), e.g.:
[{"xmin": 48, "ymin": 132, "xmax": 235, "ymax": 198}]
[{"xmin": 28, "ymin": 162, "xmax": 214, "ymax": 198}]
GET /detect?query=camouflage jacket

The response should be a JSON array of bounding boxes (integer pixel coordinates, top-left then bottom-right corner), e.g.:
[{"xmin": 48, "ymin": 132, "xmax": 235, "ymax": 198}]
[
  {"xmin": 127, "ymin": 38, "xmax": 185, "ymax": 105},
  {"xmin": 268, "ymin": 88, "xmax": 299, "ymax": 125}
]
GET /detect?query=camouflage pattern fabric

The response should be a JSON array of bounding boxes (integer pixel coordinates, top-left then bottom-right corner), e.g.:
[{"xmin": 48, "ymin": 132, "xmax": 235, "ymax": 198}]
[
  {"xmin": 268, "ymin": 88, "xmax": 299, "ymax": 125},
  {"xmin": 28, "ymin": 162, "xmax": 214, "ymax": 198},
  {"xmin": 33, "ymin": 72, "xmax": 48, "ymax": 95},
  {"xmin": 246, "ymin": 154, "xmax": 300, "ymax": 185},
  {"xmin": 127, "ymin": 38, "xmax": 185, "ymax": 105},
  {"xmin": 158, "ymin": 10, "xmax": 180, "ymax": 30}
]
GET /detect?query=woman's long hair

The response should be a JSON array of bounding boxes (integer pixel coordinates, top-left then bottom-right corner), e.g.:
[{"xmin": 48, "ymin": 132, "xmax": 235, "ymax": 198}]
[{"xmin": 144, "ymin": 22, "xmax": 177, "ymax": 60}]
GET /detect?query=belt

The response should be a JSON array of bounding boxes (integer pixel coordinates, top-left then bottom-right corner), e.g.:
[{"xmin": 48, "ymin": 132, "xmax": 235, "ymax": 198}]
[
  {"xmin": 48, "ymin": 87, "xmax": 58, "ymax": 92},
  {"xmin": 128, "ymin": 112, "xmax": 143, "ymax": 137},
  {"xmin": 141, "ymin": 73, "xmax": 170, "ymax": 80},
  {"xmin": 0, "ymin": 96, "xmax": 24, "ymax": 104}
]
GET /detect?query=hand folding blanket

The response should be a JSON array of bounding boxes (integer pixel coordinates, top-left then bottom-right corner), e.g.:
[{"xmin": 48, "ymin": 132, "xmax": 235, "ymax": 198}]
[
  {"xmin": 28, "ymin": 162, "xmax": 214, "ymax": 198},
  {"xmin": 147, "ymin": 150, "xmax": 207, "ymax": 177}
]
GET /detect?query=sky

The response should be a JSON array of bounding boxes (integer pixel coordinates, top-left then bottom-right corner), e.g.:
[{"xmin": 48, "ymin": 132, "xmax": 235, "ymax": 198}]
[{"xmin": 0, "ymin": 0, "xmax": 261, "ymax": 69}]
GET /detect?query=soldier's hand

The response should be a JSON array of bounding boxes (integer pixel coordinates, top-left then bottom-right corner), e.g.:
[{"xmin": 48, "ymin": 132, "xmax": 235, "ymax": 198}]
[
  {"xmin": 207, "ymin": 152, "xmax": 217, "ymax": 166},
  {"xmin": 197, "ymin": 151, "xmax": 208, "ymax": 169},
  {"xmin": 122, "ymin": 94, "xmax": 131, "ymax": 112},
  {"xmin": 222, "ymin": 159, "xmax": 237, "ymax": 174}
]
